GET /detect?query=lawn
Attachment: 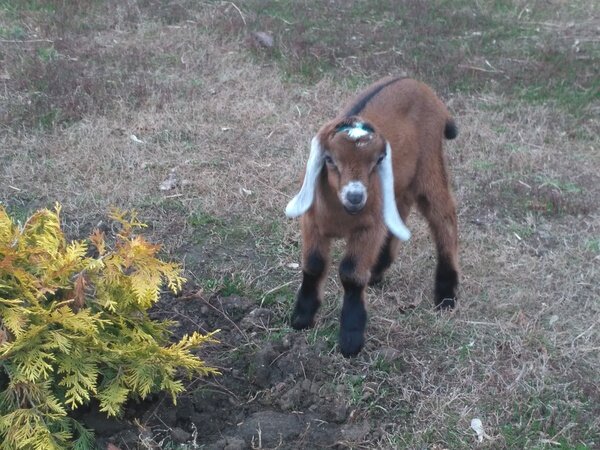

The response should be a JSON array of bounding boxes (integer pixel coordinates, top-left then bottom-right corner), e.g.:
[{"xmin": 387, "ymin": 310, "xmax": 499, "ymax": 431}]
[{"xmin": 1, "ymin": 0, "xmax": 598, "ymax": 448}]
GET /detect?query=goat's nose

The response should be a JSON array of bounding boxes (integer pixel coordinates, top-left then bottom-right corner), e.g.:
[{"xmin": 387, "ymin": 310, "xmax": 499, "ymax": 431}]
[{"xmin": 347, "ymin": 191, "xmax": 364, "ymax": 205}]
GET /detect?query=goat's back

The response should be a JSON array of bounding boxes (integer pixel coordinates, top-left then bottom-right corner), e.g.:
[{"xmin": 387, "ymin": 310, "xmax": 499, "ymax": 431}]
[{"xmin": 339, "ymin": 77, "xmax": 453, "ymax": 192}]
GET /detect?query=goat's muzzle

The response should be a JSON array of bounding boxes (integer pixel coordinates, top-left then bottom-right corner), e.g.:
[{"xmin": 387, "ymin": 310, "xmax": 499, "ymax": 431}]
[{"xmin": 340, "ymin": 181, "xmax": 367, "ymax": 214}]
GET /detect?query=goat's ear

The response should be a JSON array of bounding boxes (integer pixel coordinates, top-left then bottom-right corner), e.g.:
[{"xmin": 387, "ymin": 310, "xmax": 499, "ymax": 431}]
[
  {"xmin": 378, "ymin": 142, "xmax": 411, "ymax": 241},
  {"xmin": 285, "ymin": 136, "xmax": 324, "ymax": 218}
]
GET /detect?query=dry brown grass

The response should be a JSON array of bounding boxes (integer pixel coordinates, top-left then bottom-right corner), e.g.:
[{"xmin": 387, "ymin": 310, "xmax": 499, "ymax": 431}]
[{"xmin": 1, "ymin": 1, "xmax": 599, "ymax": 448}]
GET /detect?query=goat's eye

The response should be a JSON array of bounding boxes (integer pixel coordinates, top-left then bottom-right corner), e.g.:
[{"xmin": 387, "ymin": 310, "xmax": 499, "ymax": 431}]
[
  {"xmin": 376, "ymin": 153, "xmax": 386, "ymax": 165},
  {"xmin": 324, "ymin": 155, "xmax": 335, "ymax": 165}
]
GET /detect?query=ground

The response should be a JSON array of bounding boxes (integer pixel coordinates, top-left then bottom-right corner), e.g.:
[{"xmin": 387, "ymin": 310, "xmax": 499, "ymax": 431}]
[
  {"xmin": 90, "ymin": 291, "xmax": 372, "ymax": 449},
  {"xmin": 0, "ymin": 0, "xmax": 599, "ymax": 449}
]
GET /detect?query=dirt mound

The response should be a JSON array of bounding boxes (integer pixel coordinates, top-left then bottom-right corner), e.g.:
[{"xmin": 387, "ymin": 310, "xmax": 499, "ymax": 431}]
[{"xmin": 90, "ymin": 292, "xmax": 372, "ymax": 449}]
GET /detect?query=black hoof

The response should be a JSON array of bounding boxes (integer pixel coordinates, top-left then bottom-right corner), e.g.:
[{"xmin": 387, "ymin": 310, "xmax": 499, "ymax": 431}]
[
  {"xmin": 292, "ymin": 257, "xmax": 324, "ymax": 330},
  {"xmin": 434, "ymin": 261, "xmax": 458, "ymax": 310},
  {"xmin": 339, "ymin": 330, "xmax": 365, "ymax": 357},
  {"xmin": 368, "ymin": 272, "xmax": 384, "ymax": 286},
  {"xmin": 291, "ymin": 309, "xmax": 316, "ymax": 330},
  {"xmin": 290, "ymin": 296, "xmax": 319, "ymax": 330},
  {"xmin": 435, "ymin": 297, "xmax": 456, "ymax": 310}
]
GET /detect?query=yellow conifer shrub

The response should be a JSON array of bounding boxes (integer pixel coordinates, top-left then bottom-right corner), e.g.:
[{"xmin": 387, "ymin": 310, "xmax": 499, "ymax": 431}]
[{"xmin": 0, "ymin": 205, "xmax": 218, "ymax": 449}]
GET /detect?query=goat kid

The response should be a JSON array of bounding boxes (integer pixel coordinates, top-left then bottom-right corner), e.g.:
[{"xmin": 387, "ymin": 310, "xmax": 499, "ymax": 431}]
[{"xmin": 285, "ymin": 77, "xmax": 459, "ymax": 357}]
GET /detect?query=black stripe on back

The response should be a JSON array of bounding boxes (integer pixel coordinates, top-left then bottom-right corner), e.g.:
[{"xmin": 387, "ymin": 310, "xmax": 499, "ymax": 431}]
[{"xmin": 345, "ymin": 77, "xmax": 406, "ymax": 117}]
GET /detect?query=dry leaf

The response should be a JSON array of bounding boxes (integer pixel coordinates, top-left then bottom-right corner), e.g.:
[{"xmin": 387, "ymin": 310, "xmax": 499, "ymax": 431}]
[
  {"xmin": 251, "ymin": 31, "xmax": 274, "ymax": 48},
  {"xmin": 73, "ymin": 273, "xmax": 87, "ymax": 310},
  {"xmin": 0, "ymin": 328, "xmax": 8, "ymax": 346},
  {"xmin": 90, "ymin": 229, "xmax": 106, "ymax": 256},
  {"xmin": 160, "ymin": 169, "xmax": 178, "ymax": 191}
]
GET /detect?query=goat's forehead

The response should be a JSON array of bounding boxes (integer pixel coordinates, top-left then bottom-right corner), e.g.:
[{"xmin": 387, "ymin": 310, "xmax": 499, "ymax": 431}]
[{"xmin": 327, "ymin": 131, "xmax": 383, "ymax": 160}]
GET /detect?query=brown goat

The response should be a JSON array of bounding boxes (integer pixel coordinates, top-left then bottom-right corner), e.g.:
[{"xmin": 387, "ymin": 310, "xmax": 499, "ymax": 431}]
[{"xmin": 285, "ymin": 77, "xmax": 459, "ymax": 357}]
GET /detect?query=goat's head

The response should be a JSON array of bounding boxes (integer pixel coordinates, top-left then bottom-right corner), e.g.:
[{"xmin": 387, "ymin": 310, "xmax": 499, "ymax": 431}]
[
  {"xmin": 320, "ymin": 118, "xmax": 385, "ymax": 214},
  {"xmin": 286, "ymin": 117, "xmax": 411, "ymax": 241}
]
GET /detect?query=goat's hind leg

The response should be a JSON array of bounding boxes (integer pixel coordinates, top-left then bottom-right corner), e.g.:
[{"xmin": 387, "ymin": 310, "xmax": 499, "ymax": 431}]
[
  {"xmin": 291, "ymin": 218, "xmax": 330, "ymax": 330},
  {"xmin": 369, "ymin": 199, "xmax": 411, "ymax": 286},
  {"xmin": 369, "ymin": 233, "xmax": 399, "ymax": 285},
  {"xmin": 417, "ymin": 168, "xmax": 459, "ymax": 309}
]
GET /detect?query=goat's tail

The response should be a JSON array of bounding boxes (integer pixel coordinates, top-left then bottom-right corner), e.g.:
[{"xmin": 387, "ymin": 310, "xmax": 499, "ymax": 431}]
[{"xmin": 444, "ymin": 118, "xmax": 458, "ymax": 140}]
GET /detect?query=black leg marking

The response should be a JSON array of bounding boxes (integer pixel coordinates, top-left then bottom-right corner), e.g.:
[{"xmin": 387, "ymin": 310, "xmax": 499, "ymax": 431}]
[
  {"xmin": 434, "ymin": 256, "xmax": 458, "ymax": 310},
  {"xmin": 339, "ymin": 288, "xmax": 367, "ymax": 357},
  {"xmin": 339, "ymin": 258, "xmax": 367, "ymax": 357},
  {"xmin": 291, "ymin": 252, "xmax": 325, "ymax": 330},
  {"xmin": 444, "ymin": 119, "xmax": 459, "ymax": 140},
  {"xmin": 339, "ymin": 257, "xmax": 356, "ymax": 282},
  {"xmin": 369, "ymin": 234, "xmax": 393, "ymax": 286}
]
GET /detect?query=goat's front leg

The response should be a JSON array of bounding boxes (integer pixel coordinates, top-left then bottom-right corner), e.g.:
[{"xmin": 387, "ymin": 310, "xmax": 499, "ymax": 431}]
[
  {"xmin": 339, "ymin": 228, "xmax": 386, "ymax": 357},
  {"xmin": 291, "ymin": 218, "xmax": 331, "ymax": 330}
]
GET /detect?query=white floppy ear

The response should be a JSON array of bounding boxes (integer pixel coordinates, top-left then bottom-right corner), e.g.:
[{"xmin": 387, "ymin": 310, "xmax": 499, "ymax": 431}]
[
  {"xmin": 285, "ymin": 136, "xmax": 324, "ymax": 218},
  {"xmin": 378, "ymin": 142, "xmax": 411, "ymax": 241}
]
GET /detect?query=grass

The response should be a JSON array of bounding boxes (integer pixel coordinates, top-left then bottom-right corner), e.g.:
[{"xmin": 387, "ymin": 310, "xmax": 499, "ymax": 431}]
[
  {"xmin": 1, "ymin": 0, "xmax": 599, "ymax": 448},
  {"xmin": 234, "ymin": 0, "xmax": 599, "ymax": 118}
]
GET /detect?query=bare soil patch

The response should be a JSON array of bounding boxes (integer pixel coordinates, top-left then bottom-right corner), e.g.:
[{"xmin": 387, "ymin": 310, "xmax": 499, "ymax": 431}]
[{"xmin": 93, "ymin": 290, "xmax": 372, "ymax": 449}]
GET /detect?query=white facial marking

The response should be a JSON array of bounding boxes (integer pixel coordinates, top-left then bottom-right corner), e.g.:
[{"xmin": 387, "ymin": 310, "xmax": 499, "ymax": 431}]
[
  {"xmin": 347, "ymin": 126, "xmax": 370, "ymax": 140},
  {"xmin": 339, "ymin": 181, "xmax": 367, "ymax": 211},
  {"xmin": 339, "ymin": 121, "xmax": 372, "ymax": 141}
]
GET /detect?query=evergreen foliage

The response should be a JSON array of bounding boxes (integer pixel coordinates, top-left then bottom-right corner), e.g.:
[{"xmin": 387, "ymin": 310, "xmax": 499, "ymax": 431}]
[{"xmin": 0, "ymin": 205, "xmax": 218, "ymax": 449}]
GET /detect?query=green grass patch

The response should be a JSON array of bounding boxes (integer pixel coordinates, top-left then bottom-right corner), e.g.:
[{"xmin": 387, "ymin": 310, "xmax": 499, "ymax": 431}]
[
  {"xmin": 472, "ymin": 159, "xmax": 497, "ymax": 172},
  {"xmin": 502, "ymin": 401, "xmax": 572, "ymax": 449},
  {"xmin": 345, "ymin": 374, "xmax": 367, "ymax": 406},
  {"xmin": 0, "ymin": 24, "xmax": 26, "ymax": 39},
  {"xmin": 260, "ymin": 285, "xmax": 296, "ymax": 307},
  {"xmin": 188, "ymin": 211, "xmax": 255, "ymax": 246},
  {"xmin": 507, "ymin": 221, "xmax": 535, "ymax": 239},
  {"xmin": 36, "ymin": 46, "xmax": 59, "ymax": 62},
  {"xmin": 534, "ymin": 175, "xmax": 583, "ymax": 195},
  {"xmin": 0, "ymin": 202, "xmax": 35, "ymax": 225},
  {"xmin": 306, "ymin": 321, "xmax": 338, "ymax": 349},
  {"xmin": 188, "ymin": 211, "xmax": 224, "ymax": 230},
  {"xmin": 372, "ymin": 355, "xmax": 407, "ymax": 374},
  {"xmin": 201, "ymin": 275, "xmax": 254, "ymax": 298},
  {"xmin": 0, "ymin": 0, "xmax": 56, "ymax": 14},
  {"xmin": 585, "ymin": 238, "xmax": 600, "ymax": 253},
  {"xmin": 230, "ymin": 0, "xmax": 599, "ymax": 118}
]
